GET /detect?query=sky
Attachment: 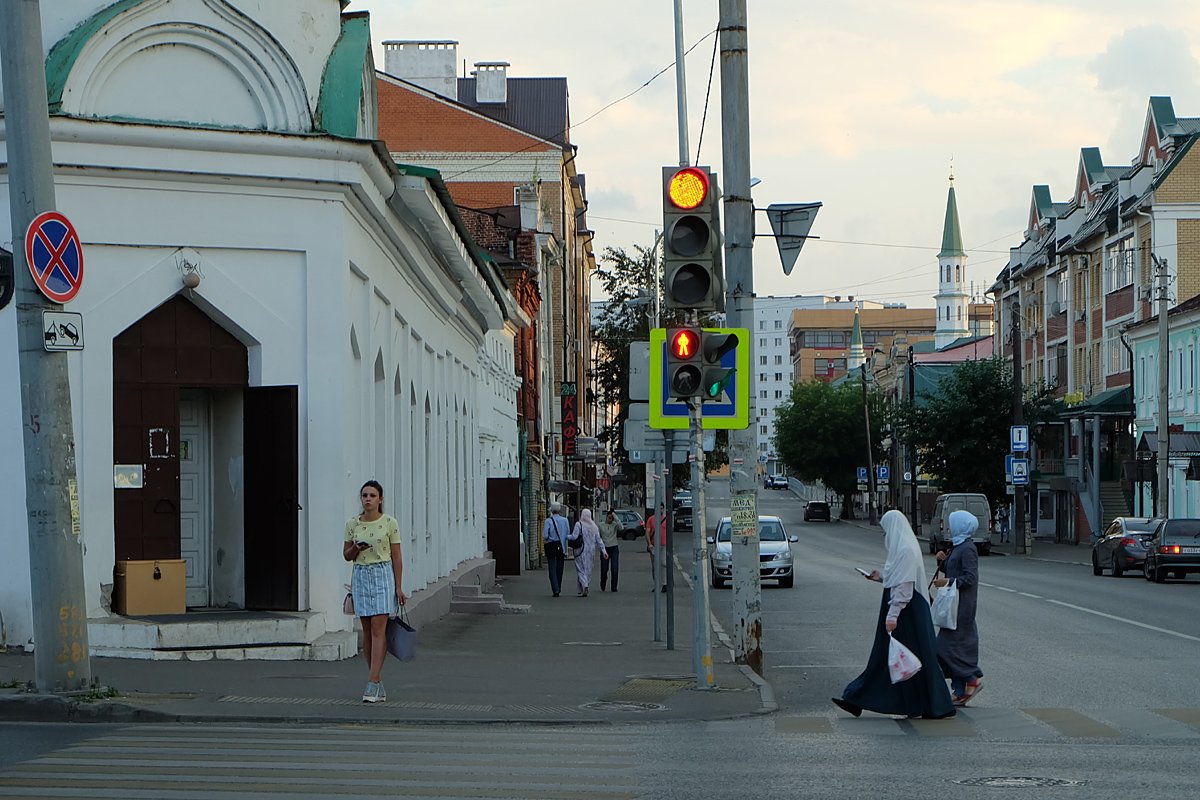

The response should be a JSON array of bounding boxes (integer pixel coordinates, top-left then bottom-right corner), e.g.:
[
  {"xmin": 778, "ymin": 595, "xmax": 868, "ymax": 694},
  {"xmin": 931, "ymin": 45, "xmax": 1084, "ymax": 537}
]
[{"xmin": 349, "ymin": 0, "xmax": 1200, "ymax": 308}]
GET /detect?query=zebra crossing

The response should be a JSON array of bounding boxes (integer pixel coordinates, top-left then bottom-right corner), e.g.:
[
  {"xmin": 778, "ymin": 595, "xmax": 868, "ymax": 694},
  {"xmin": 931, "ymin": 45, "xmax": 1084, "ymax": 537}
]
[{"xmin": 0, "ymin": 724, "xmax": 645, "ymax": 799}]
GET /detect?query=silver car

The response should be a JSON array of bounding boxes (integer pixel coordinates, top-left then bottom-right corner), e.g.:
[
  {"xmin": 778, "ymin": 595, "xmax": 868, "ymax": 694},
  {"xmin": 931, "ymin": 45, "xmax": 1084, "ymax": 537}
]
[{"xmin": 708, "ymin": 515, "xmax": 798, "ymax": 588}]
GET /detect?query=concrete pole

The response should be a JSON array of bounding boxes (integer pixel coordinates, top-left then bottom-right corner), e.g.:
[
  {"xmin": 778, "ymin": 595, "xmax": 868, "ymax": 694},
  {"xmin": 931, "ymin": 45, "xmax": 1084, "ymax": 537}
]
[
  {"xmin": 718, "ymin": 0, "xmax": 763, "ymax": 675},
  {"xmin": 1011, "ymin": 301, "xmax": 1027, "ymax": 554},
  {"xmin": 690, "ymin": 404, "xmax": 713, "ymax": 689},
  {"xmin": 862, "ymin": 363, "xmax": 877, "ymax": 525},
  {"xmin": 672, "ymin": 0, "xmax": 690, "ymax": 166},
  {"xmin": 664, "ymin": 431, "xmax": 676, "ymax": 650},
  {"xmin": 651, "ymin": 455, "xmax": 662, "ymax": 641},
  {"xmin": 908, "ymin": 346, "xmax": 919, "ymax": 535},
  {"xmin": 1155, "ymin": 255, "xmax": 1170, "ymax": 518},
  {"xmin": 0, "ymin": 0, "xmax": 92, "ymax": 692}
]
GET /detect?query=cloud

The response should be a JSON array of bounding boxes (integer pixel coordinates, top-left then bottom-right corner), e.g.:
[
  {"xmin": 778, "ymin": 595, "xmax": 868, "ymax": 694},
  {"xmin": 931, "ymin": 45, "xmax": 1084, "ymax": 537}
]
[{"xmin": 1090, "ymin": 25, "xmax": 1200, "ymax": 99}]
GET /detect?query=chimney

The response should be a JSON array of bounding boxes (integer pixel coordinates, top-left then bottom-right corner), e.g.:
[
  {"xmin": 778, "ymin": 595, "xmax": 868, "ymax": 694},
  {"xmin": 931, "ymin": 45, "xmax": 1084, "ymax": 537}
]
[
  {"xmin": 382, "ymin": 40, "xmax": 458, "ymax": 100},
  {"xmin": 474, "ymin": 62, "xmax": 509, "ymax": 104}
]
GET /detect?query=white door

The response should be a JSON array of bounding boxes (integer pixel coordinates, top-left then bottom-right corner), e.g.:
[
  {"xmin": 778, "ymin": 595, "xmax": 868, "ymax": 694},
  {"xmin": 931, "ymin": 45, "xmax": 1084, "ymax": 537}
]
[{"xmin": 179, "ymin": 390, "xmax": 212, "ymax": 608}]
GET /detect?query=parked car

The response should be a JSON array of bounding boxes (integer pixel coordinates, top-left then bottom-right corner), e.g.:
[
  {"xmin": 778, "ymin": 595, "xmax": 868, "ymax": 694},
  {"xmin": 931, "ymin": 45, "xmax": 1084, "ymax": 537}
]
[
  {"xmin": 803, "ymin": 500, "xmax": 831, "ymax": 522},
  {"xmin": 1143, "ymin": 518, "xmax": 1200, "ymax": 582},
  {"xmin": 1092, "ymin": 517, "xmax": 1159, "ymax": 577},
  {"xmin": 929, "ymin": 493, "xmax": 992, "ymax": 555},
  {"xmin": 708, "ymin": 515, "xmax": 798, "ymax": 588},
  {"xmin": 766, "ymin": 475, "xmax": 789, "ymax": 489},
  {"xmin": 673, "ymin": 493, "xmax": 694, "ymax": 532},
  {"xmin": 613, "ymin": 509, "xmax": 645, "ymax": 541}
]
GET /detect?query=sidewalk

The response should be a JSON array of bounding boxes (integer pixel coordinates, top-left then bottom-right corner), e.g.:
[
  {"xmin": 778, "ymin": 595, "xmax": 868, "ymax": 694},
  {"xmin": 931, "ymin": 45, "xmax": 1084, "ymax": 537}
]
[{"xmin": 0, "ymin": 543, "xmax": 770, "ymax": 726}]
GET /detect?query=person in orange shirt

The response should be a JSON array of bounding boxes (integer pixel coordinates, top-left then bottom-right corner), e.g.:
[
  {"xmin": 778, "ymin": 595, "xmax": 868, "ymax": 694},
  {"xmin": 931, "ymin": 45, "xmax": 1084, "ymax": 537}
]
[{"xmin": 644, "ymin": 502, "xmax": 668, "ymax": 592}]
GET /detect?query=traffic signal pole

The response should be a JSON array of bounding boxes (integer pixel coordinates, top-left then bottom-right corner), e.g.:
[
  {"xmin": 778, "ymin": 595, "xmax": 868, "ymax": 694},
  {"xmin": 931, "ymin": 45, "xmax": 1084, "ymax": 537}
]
[
  {"xmin": 0, "ymin": 0, "xmax": 92, "ymax": 692},
  {"xmin": 718, "ymin": 0, "xmax": 764, "ymax": 676}
]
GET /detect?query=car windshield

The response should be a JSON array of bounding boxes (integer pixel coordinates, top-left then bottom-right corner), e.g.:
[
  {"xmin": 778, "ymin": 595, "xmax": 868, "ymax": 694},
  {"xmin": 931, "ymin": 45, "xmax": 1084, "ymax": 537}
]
[
  {"xmin": 716, "ymin": 520, "xmax": 785, "ymax": 542},
  {"xmin": 809, "ymin": 502, "xmax": 828, "ymax": 509},
  {"xmin": 1162, "ymin": 519, "xmax": 1200, "ymax": 540},
  {"xmin": 1123, "ymin": 521, "xmax": 1157, "ymax": 533}
]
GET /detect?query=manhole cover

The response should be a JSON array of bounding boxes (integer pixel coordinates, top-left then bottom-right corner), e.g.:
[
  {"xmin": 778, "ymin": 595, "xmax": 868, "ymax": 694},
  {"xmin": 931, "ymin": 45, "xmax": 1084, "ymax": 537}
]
[
  {"xmin": 579, "ymin": 700, "xmax": 666, "ymax": 713},
  {"xmin": 563, "ymin": 641, "xmax": 623, "ymax": 646},
  {"xmin": 954, "ymin": 777, "xmax": 1086, "ymax": 788}
]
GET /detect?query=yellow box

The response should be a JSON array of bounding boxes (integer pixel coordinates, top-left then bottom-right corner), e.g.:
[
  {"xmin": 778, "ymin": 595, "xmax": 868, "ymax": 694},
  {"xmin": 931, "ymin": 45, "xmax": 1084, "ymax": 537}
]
[{"xmin": 114, "ymin": 560, "xmax": 186, "ymax": 616}]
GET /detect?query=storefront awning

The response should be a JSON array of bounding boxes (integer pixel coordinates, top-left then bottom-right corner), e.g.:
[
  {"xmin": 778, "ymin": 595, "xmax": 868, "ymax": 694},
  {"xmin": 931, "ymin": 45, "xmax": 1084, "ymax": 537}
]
[
  {"xmin": 1060, "ymin": 386, "xmax": 1132, "ymax": 417},
  {"xmin": 1136, "ymin": 430, "xmax": 1200, "ymax": 455}
]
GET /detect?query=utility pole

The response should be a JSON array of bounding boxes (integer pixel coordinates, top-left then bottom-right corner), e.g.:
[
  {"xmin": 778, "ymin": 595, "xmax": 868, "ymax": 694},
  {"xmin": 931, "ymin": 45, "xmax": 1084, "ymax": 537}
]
[
  {"xmin": 0, "ymin": 0, "xmax": 92, "ymax": 692},
  {"xmin": 1011, "ymin": 300, "xmax": 1026, "ymax": 554},
  {"xmin": 672, "ymin": 0, "xmax": 690, "ymax": 166},
  {"xmin": 862, "ymin": 363, "xmax": 877, "ymax": 525},
  {"xmin": 1155, "ymin": 254, "xmax": 1171, "ymax": 519},
  {"xmin": 908, "ymin": 346, "xmax": 919, "ymax": 535},
  {"xmin": 718, "ymin": 0, "xmax": 763, "ymax": 676}
]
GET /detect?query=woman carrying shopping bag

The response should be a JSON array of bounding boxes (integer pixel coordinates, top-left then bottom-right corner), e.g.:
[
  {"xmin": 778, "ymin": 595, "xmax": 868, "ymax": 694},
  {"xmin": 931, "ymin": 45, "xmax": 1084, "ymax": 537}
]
[
  {"xmin": 933, "ymin": 510, "xmax": 983, "ymax": 705},
  {"xmin": 832, "ymin": 510, "xmax": 956, "ymax": 719}
]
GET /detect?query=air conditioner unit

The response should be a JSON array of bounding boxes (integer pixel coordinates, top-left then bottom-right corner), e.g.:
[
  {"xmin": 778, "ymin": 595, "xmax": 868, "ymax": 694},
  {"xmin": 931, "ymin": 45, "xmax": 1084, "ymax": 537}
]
[{"xmin": 1049, "ymin": 301, "xmax": 1064, "ymax": 315}]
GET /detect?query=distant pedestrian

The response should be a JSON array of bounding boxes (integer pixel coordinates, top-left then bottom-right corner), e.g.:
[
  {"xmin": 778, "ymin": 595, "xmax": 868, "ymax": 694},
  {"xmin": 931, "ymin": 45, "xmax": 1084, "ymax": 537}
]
[
  {"xmin": 570, "ymin": 508, "xmax": 608, "ymax": 597},
  {"xmin": 934, "ymin": 510, "xmax": 983, "ymax": 705},
  {"xmin": 997, "ymin": 504, "xmax": 1010, "ymax": 543},
  {"xmin": 543, "ymin": 504, "xmax": 570, "ymax": 597},
  {"xmin": 645, "ymin": 502, "xmax": 668, "ymax": 593},
  {"xmin": 343, "ymin": 480, "xmax": 406, "ymax": 704},
  {"xmin": 832, "ymin": 510, "xmax": 956, "ymax": 719},
  {"xmin": 598, "ymin": 507, "xmax": 622, "ymax": 592}
]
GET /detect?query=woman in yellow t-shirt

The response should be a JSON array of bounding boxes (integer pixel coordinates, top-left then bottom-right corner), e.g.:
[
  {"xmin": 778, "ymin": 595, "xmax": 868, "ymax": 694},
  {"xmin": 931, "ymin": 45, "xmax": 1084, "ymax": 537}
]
[{"xmin": 342, "ymin": 480, "xmax": 406, "ymax": 703}]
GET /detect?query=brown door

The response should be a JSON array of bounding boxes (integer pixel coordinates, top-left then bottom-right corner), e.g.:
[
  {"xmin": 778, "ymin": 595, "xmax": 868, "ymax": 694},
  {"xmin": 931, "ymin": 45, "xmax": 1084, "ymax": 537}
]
[
  {"xmin": 487, "ymin": 477, "xmax": 522, "ymax": 575},
  {"xmin": 244, "ymin": 386, "xmax": 299, "ymax": 610},
  {"xmin": 113, "ymin": 385, "xmax": 180, "ymax": 560}
]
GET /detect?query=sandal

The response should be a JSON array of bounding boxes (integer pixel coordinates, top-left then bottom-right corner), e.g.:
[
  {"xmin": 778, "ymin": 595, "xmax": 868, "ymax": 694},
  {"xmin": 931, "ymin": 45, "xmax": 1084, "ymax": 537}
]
[{"xmin": 963, "ymin": 679, "xmax": 983, "ymax": 703}]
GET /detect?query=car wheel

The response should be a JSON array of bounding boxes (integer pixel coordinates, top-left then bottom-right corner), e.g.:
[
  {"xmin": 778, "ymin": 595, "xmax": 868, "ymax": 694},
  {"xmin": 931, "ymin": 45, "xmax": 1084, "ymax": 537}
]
[
  {"xmin": 1111, "ymin": 555, "xmax": 1124, "ymax": 577},
  {"xmin": 1144, "ymin": 560, "xmax": 1154, "ymax": 581},
  {"xmin": 779, "ymin": 574, "xmax": 794, "ymax": 588},
  {"xmin": 1093, "ymin": 554, "xmax": 1103, "ymax": 576}
]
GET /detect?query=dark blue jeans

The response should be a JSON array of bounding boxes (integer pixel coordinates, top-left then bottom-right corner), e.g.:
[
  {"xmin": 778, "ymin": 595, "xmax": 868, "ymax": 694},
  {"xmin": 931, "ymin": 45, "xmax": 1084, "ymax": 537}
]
[
  {"xmin": 600, "ymin": 545, "xmax": 620, "ymax": 590},
  {"xmin": 546, "ymin": 542, "xmax": 565, "ymax": 595}
]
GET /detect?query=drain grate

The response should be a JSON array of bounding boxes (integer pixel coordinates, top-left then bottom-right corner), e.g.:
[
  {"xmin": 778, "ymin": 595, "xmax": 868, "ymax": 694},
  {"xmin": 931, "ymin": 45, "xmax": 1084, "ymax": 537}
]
[
  {"xmin": 954, "ymin": 777, "xmax": 1086, "ymax": 788},
  {"xmin": 579, "ymin": 700, "xmax": 666, "ymax": 713},
  {"xmin": 601, "ymin": 677, "xmax": 692, "ymax": 703}
]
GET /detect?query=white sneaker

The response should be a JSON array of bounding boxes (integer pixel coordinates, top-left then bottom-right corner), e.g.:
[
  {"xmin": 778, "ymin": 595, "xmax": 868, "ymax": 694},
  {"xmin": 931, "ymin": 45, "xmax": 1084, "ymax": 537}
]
[{"xmin": 363, "ymin": 681, "xmax": 383, "ymax": 703}]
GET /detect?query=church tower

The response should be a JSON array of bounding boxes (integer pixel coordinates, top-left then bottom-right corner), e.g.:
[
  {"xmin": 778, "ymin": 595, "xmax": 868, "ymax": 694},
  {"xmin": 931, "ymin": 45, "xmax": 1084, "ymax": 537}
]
[
  {"xmin": 934, "ymin": 174, "xmax": 970, "ymax": 349},
  {"xmin": 847, "ymin": 307, "xmax": 865, "ymax": 372}
]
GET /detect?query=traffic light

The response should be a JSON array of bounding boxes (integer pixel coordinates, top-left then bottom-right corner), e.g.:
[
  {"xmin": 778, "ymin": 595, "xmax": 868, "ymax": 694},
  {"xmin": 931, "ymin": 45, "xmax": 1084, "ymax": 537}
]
[
  {"xmin": 665, "ymin": 326, "xmax": 702, "ymax": 398},
  {"xmin": 701, "ymin": 331, "xmax": 739, "ymax": 400},
  {"xmin": 662, "ymin": 166, "xmax": 721, "ymax": 311}
]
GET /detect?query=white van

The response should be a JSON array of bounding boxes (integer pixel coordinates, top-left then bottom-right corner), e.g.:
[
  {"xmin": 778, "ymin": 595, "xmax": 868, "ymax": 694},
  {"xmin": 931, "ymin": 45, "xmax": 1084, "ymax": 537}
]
[{"xmin": 929, "ymin": 493, "xmax": 992, "ymax": 555}]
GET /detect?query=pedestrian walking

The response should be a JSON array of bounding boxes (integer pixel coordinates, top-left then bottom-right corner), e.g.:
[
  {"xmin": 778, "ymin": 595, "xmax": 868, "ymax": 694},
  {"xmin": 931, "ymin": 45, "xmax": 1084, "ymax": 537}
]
[
  {"xmin": 832, "ymin": 510, "xmax": 956, "ymax": 719},
  {"xmin": 598, "ymin": 507, "xmax": 622, "ymax": 592},
  {"xmin": 997, "ymin": 504, "xmax": 1010, "ymax": 543},
  {"xmin": 570, "ymin": 508, "xmax": 608, "ymax": 597},
  {"xmin": 342, "ymin": 480, "xmax": 407, "ymax": 704},
  {"xmin": 543, "ymin": 504, "xmax": 570, "ymax": 597},
  {"xmin": 644, "ymin": 502, "xmax": 668, "ymax": 592},
  {"xmin": 934, "ymin": 510, "xmax": 983, "ymax": 705}
]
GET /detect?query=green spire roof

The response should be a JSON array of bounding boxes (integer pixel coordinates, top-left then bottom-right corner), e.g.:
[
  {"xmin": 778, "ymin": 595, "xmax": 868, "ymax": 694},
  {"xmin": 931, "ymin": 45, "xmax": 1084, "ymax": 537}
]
[
  {"xmin": 938, "ymin": 181, "xmax": 966, "ymax": 258},
  {"xmin": 850, "ymin": 308, "xmax": 863, "ymax": 348}
]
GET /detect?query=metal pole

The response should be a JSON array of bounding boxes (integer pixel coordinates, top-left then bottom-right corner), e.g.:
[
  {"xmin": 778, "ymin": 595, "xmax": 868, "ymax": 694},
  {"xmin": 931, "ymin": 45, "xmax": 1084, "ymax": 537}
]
[
  {"xmin": 672, "ymin": 0, "xmax": 690, "ymax": 166},
  {"xmin": 1155, "ymin": 255, "xmax": 1170, "ymax": 519},
  {"xmin": 718, "ymin": 0, "xmax": 762, "ymax": 676},
  {"xmin": 1012, "ymin": 301, "xmax": 1027, "ymax": 554},
  {"xmin": 690, "ymin": 401, "xmax": 714, "ymax": 689},
  {"xmin": 0, "ymin": 0, "xmax": 92, "ymax": 692},
  {"xmin": 908, "ymin": 346, "xmax": 919, "ymax": 535},
  {"xmin": 664, "ymin": 431, "xmax": 676, "ymax": 650},
  {"xmin": 651, "ymin": 455, "xmax": 661, "ymax": 641},
  {"xmin": 862, "ymin": 363, "xmax": 877, "ymax": 525}
]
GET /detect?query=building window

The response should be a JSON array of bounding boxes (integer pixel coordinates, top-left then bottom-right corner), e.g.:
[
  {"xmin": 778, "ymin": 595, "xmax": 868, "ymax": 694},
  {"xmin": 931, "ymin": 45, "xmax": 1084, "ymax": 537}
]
[
  {"xmin": 1105, "ymin": 326, "xmax": 1130, "ymax": 375},
  {"xmin": 775, "ymin": 390, "xmax": 783, "ymax": 398},
  {"xmin": 759, "ymin": 373, "xmax": 766, "ymax": 382},
  {"xmin": 760, "ymin": 390, "xmax": 767, "ymax": 399},
  {"xmin": 760, "ymin": 355, "xmax": 768, "ymax": 365},
  {"xmin": 774, "ymin": 355, "xmax": 783, "ymax": 365},
  {"xmin": 760, "ymin": 338, "xmax": 766, "ymax": 347},
  {"xmin": 1104, "ymin": 237, "xmax": 1135, "ymax": 293},
  {"xmin": 775, "ymin": 337, "xmax": 782, "ymax": 347},
  {"xmin": 775, "ymin": 372, "xmax": 783, "ymax": 381},
  {"xmin": 801, "ymin": 331, "xmax": 848, "ymax": 348},
  {"xmin": 760, "ymin": 425, "xmax": 768, "ymax": 434},
  {"xmin": 775, "ymin": 320, "xmax": 782, "ymax": 329}
]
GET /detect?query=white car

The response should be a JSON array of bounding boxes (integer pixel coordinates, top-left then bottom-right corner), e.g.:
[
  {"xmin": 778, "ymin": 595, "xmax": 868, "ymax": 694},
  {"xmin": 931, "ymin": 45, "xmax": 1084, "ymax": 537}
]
[{"xmin": 708, "ymin": 515, "xmax": 798, "ymax": 588}]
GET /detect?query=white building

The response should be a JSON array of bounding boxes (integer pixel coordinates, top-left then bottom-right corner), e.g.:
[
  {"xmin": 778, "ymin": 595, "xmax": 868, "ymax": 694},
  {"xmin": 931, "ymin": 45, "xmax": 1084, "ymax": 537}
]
[{"xmin": 0, "ymin": 0, "xmax": 524, "ymax": 656}]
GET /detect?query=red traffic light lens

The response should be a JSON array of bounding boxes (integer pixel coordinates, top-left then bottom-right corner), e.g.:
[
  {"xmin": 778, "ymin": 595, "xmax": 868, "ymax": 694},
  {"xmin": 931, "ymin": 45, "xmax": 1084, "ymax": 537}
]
[
  {"xmin": 669, "ymin": 329, "xmax": 698, "ymax": 360},
  {"xmin": 667, "ymin": 168, "xmax": 709, "ymax": 210}
]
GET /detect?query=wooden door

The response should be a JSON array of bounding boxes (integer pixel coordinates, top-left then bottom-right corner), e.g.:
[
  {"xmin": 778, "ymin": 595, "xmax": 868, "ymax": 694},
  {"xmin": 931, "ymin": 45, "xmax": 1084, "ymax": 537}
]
[
  {"xmin": 487, "ymin": 477, "xmax": 522, "ymax": 575},
  {"xmin": 244, "ymin": 385, "xmax": 299, "ymax": 610}
]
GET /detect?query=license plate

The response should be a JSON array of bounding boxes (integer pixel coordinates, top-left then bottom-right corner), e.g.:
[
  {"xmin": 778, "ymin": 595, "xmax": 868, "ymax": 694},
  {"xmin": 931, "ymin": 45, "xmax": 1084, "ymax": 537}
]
[{"xmin": 1183, "ymin": 547, "xmax": 1200, "ymax": 554}]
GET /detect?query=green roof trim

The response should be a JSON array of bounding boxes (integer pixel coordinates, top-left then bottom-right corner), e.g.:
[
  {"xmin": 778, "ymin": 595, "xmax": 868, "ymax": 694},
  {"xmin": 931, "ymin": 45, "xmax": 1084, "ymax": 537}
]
[
  {"xmin": 850, "ymin": 308, "xmax": 863, "ymax": 348},
  {"xmin": 45, "ymin": 0, "xmax": 146, "ymax": 111},
  {"xmin": 938, "ymin": 185, "xmax": 965, "ymax": 257},
  {"xmin": 315, "ymin": 13, "xmax": 370, "ymax": 138}
]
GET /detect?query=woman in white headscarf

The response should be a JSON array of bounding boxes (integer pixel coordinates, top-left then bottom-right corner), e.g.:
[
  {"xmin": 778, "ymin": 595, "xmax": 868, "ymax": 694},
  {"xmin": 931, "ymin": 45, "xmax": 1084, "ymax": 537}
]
[
  {"xmin": 833, "ymin": 510, "xmax": 956, "ymax": 719},
  {"xmin": 570, "ymin": 508, "xmax": 608, "ymax": 597},
  {"xmin": 933, "ymin": 509, "xmax": 983, "ymax": 705}
]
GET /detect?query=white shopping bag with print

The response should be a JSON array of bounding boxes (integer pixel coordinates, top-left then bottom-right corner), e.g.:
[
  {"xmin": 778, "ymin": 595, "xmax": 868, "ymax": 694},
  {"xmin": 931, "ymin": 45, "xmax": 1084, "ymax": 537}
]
[{"xmin": 887, "ymin": 634, "xmax": 922, "ymax": 684}]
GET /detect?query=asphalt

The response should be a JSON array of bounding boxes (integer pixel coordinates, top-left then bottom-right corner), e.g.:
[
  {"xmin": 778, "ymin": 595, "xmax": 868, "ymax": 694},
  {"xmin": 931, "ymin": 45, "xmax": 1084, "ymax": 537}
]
[
  {"xmin": 0, "ymin": 513, "xmax": 1095, "ymax": 727},
  {"xmin": 0, "ymin": 541, "xmax": 771, "ymax": 726}
]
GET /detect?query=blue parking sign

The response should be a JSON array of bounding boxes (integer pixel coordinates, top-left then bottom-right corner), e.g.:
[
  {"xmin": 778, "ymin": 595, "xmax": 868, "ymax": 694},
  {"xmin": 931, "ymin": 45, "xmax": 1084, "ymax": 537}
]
[
  {"xmin": 857, "ymin": 466, "xmax": 868, "ymax": 482},
  {"xmin": 877, "ymin": 465, "xmax": 889, "ymax": 482}
]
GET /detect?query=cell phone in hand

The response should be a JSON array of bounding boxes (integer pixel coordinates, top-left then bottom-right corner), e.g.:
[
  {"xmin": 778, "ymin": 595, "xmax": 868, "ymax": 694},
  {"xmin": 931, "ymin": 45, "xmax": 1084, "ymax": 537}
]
[
  {"xmin": 854, "ymin": 567, "xmax": 871, "ymax": 577},
  {"xmin": 355, "ymin": 541, "xmax": 370, "ymax": 550}
]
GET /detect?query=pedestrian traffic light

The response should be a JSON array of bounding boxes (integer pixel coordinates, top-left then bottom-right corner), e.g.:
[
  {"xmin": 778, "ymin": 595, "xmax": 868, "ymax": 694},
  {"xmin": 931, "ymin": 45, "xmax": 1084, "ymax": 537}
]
[
  {"xmin": 662, "ymin": 166, "xmax": 722, "ymax": 311},
  {"xmin": 701, "ymin": 331, "xmax": 739, "ymax": 400},
  {"xmin": 665, "ymin": 326, "xmax": 702, "ymax": 398}
]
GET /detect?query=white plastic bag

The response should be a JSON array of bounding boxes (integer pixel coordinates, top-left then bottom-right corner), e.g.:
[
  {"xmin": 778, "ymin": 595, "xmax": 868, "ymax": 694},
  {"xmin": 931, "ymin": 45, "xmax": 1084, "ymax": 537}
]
[
  {"xmin": 930, "ymin": 579, "xmax": 960, "ymax": 630},
  {"xmin": 887, "ymin": 634, "xmax": 922, "ymax": 684}
]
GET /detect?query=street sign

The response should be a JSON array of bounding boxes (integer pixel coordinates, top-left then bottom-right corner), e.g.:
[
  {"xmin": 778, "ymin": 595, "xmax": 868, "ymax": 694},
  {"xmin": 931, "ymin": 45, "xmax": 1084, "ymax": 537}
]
[
  {"xmin": 649, "ymin": 327, "xmax": 750, "ymax": 429},
  {"xmin": 629, "ymin": 342, "xmax": 651, "ymax": 402},
  {"xmin": 624, "ymin": 418, "xmax": 715, "ymax": 453},
  {"xmin": 903, "ymin": 471, "xmax": 912, "ymax": 482},
  {"xmin": 877, "ymin": 465, "xmax": 890, "ymax": 482},
  {"xmin": 766, "ymin": 202, "xmax": 822, "ymax": 275},
  {"xmin": 42, "ymin": 311, "xmax": 84, "ymax": 351},
  {"xmin": 856, "ymin": 466, "xmax": 868, "ymax": 483},
  {"xmin": 1010, "ymin": 424, "xmax": 1030, "ymax": 453},
  {"xmin": 628, "ymin": 449, "xmax": 689, "ymax": 465},
  {"xmin": 1011, "ymin": 458, "xmax": 1030, "ymax": 485},
  {"xmin": 1004, "ymin": 454, "xmax": 1014, "ymax": 482},
  {"xmin": 25, "ymin": 210, "xmax": 84, "ymax": 303}
]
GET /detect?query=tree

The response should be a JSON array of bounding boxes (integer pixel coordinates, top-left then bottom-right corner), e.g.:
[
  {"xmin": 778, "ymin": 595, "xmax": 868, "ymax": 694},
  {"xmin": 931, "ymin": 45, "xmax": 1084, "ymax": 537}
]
[
  {"xmin": 894, "ymin": 357, "xmax": 1056, "ymax": 506},
  {"xmin": 773, "ymin": 375, "xmax": 887, "ymax": 518}
]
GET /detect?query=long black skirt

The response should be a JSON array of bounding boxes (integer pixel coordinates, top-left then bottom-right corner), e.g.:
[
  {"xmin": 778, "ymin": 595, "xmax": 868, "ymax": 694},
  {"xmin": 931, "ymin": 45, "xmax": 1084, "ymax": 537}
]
[{"xmin": 840, "ymin": 588, "xmax": 956, "ymax": 718}]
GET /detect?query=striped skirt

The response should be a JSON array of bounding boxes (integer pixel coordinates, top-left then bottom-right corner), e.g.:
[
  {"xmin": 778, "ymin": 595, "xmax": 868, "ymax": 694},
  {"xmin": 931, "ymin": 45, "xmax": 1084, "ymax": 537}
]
[{"xmin": 351, "ymin": 561, "xmax": 396, "ymax": 617}]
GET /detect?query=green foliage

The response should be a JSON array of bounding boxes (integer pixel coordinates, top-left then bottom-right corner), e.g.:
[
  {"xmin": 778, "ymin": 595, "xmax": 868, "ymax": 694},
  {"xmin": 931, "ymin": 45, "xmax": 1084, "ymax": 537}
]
[
  {"xmin": 894, "ymin": 357, "xmax": 1056, "ymax": 504},
  {"xmin": 773, "ymin": 376, "xmax": 887, "ymax": 515}
]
